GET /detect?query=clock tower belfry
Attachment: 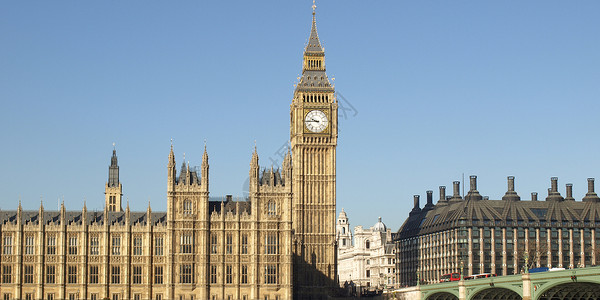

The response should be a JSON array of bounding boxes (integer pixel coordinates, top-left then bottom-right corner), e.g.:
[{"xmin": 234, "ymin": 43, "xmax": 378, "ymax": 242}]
[{"xmin": 291, "ymin": 3, "xmax": 338, "ymax": 298}]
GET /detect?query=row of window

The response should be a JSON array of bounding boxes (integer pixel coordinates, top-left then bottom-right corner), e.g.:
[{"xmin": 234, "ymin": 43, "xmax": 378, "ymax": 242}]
[
  {"xmin": 2, "ymin": 233, "xmax": 280, "ymax": 256},
  {"xmin": 1, "ymin": 265, "xmax": 164, "ymax": 285},
  {"xmin": 1, "ymin": 293, "xmax": 161, "ymax": 300},
  {"xmin": 1, "ymin": 235, "xmax": 164, "ymax": 256},
  {"xmin": 3, "ymin": 263, "xmax": 278, "ymax": 285}
]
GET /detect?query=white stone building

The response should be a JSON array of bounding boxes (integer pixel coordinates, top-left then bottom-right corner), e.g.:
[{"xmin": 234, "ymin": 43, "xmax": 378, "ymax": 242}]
[{"xmin": 336, "ymin": 210, "xmax": 396, "ymax": 292}]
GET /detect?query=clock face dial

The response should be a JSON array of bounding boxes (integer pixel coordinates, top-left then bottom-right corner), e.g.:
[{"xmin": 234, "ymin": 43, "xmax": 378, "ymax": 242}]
[{"xmin": 305, "ymin": 110, "xmax": 329, "ymax": 133}]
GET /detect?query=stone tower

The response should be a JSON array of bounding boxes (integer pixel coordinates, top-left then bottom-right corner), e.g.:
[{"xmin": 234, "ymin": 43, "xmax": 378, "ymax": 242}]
[
  {"xmin": 336, "ymin": 209, "xmax": 352, "ymax": 251},
  {"xmin": 105, "ymin": 147, "xmax": 123, "ymax": 212},
  {"xmin": 291, "ymin": 3, "xmax": 338, "ymax": 298},
  {"xmin": 166, "ymin": 144, "xmax": 210, "ymax": 299}
]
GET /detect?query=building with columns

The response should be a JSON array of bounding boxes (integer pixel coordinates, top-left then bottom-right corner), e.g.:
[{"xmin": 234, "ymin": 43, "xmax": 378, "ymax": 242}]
[
  {"xmin": 0, "ymin": 5, "xmax": 338, "ymax": 300},
  {"xmin": 336, "ymin": 210, "xmax": 396, "ymax": 292},
  {"xmin": 395, "ymin": 175, "xmax": 600, "ymax": 287}
]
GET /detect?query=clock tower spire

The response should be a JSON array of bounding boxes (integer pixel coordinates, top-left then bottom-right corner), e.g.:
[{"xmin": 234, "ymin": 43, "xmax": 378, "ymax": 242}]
[{"xmin": 291, "ymin": 2, "xmax": 338, "ymax": 297}]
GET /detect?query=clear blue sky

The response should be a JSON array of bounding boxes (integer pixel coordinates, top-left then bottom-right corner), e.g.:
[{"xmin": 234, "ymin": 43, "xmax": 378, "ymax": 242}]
[{"xmin": 1, "ymin": 1, "xmax": 599, "ymax": 231}]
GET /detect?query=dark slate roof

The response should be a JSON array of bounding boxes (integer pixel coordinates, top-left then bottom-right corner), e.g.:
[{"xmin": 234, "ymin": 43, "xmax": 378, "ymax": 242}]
[
  {"xmin": 305, "ymin": 13, "xmax": 324, "ymax": 54},
  {"xmin": 208, "ymin": 199, "xmax": 251, "ymax": 215},
  {"xmin": 397, "ymin": 198, "xmax": 600, "ymax": 240},
  {"xmin": 0, "ymin": 210, "xmax": 167, "ymax": 226}
]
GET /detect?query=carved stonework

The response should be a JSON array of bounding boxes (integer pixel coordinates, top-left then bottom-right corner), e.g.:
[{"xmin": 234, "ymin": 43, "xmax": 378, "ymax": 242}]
[
  {"xmin": 110, "ymin": 256, "xmax": 121, "ymax": 264},
  {"xmin": 88, "ymin": 256, "xmax": 100, "ymax": 263},
  {"xmin": 24, "ymin": 255, "xmax": 35, "ymax": 263},
  {"xmin": 132, "ymin": 256, "xmax": 144, "ymax": 264},
  {"xmin": 67, "ymin": 256, "xmax": 78, "ymax": 263},
  {"xmin": 153, "ymin": 257, "xmax": 164, "ymax": 264},
  {"xmin": 46, "ymin": 256, "xmax": 56, "ymax": 263}
]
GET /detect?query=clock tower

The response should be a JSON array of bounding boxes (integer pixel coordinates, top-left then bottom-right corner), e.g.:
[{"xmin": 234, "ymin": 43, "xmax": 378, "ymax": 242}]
[{"xmin": 291, "ymin": 4, "xmax": 338, "ymax": 298}]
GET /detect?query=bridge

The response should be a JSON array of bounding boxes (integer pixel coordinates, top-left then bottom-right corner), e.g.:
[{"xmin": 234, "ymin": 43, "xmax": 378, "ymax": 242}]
[{"xmin": 385, "ymin": 266, "xmax": 600, "ymax": 300}]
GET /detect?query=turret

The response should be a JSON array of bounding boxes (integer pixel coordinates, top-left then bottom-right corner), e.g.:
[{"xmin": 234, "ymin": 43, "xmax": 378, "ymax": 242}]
[
  {"xmin": 168, "ymin": 142, "xmax": 176, "ymax": 191},
  {"xmin": 249, "ymin": 146, "xmax": 260, "ymax": 193},
  {"xmin": 38, "ymin": 200, "xmax": 44, "ymax": 227},
  {"xmin": 82, "ymin": 201, "xmax": 87, "ymax": 224},
  {"xmin": 464, "ymin": 175, "xmax": 483, "ymax": 201},
  {"xmin": 17, "ymin": 199, "xmax": 22, "ymax": 226},
  {"xmin": 502, "ymin": 176, "xmax": 521, "ymax": 201},
  {"xmin": 105, "ymin": 146, "xmax": 123, "ymax": 212},
  {"xmin": 201, "ymin": 143, "xmax": 209, "ymax": 188},
  {"xmin": 60, "ymin": 201, "xmax": 66, "ymax": 226}
]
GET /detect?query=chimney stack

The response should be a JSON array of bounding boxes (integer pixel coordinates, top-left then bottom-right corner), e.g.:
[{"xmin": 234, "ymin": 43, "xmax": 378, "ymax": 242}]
[
  {"xmin": 439, "ymin": 186, "xmax": 446, "ymax": 201},
  {"xmin": 583, "ymin": 178, "xmax": 600, "ymax": 202},
  {"xmin": 565, "ymin": 184, "xmax": 575, "ymax": 201},
  {"xmin": 502, "ymin": 176, "xmax": 520, "ymax": 201},
  {"xmin": 546, "ymin": 177, "xmax": 564, "ymax": 201},
  {"xmin": 531, "ymin": 192, "xmax": 538, "ymax": 201},
  {"xmin": 424, "ymin": 190, "xmax": 435, "ymax": 210},
  {"xmin": 409, "ymin": 195, "xmax": 422, "ymax": 215},
  {"xmin": 451, "ymin": 181, "xmax": 463, "ymax": 201},
  {"xmin": 465, "ymin": 175, "xmax": 483, "ymax": 201}
]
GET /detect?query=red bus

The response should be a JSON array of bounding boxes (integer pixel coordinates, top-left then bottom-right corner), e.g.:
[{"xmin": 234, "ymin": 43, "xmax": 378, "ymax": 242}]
[{"xmin": 440, "ymin": 273, "xmax": 461, "ymax": 282}]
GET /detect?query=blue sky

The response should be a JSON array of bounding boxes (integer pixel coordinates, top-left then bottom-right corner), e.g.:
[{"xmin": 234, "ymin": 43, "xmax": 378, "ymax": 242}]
[{"xmin": 1, "ymin": 1, "xmax": 599, "ymax": 231}]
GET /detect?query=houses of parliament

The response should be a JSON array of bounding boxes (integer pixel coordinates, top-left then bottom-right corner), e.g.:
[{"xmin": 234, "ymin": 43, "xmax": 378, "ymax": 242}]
[{"xmin": 0, "ymin": 5, "xmax": 338, "ymax": 300}]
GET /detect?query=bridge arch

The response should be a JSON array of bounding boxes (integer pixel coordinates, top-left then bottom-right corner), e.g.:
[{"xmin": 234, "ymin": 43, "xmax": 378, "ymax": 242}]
[
  {"xmin": 425, "ymin": 292, "xmax": 458, "ymax": 300},
  {"xmin": 470, "ymin": 287, "xmax": 522, "ymax": 300},
  {"xmin": 536, "ymin": 281, "xmax": 600, "ymax": 300}
]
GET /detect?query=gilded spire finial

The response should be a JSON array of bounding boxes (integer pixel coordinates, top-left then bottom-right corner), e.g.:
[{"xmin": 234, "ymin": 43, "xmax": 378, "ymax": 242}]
[
  {"xmin": 112, "ymin": 142, "xmax": 116, "ymax": 150},
  {"xmin": 312, "ymin": 0, "xmax": 316, "ymax": 14}
]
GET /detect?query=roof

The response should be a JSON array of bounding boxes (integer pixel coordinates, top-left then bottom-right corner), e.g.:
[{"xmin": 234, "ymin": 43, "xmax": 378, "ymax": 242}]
[{"xmin": 397, "ymin": 197, "xmax": 600, "ymax": 240}]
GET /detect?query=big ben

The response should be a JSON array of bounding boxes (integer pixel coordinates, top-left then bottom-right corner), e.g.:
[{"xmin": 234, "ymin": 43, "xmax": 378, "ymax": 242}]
[{"xmin": 291, "ymin": 3, "xmax": 338, "ymax": 299}]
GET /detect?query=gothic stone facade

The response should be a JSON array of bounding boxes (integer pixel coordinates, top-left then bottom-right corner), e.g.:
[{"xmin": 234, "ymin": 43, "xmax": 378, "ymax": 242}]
[
  {"xmin": 395, "ymin": 175, "xmax": 600, "ymax": 287},
  {"xmin": 0, "ymin": 8, "xmax": 338, "ymax": 300}
]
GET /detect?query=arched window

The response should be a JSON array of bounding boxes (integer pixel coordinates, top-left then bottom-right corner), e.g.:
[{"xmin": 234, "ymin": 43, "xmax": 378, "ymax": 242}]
[
  {"xmin": 342, "ymin": 227, "xmax": 346, "ymax": 234},
  {"xmin": 366, "ymin": 240, "xmax": 370, "ymax": 249},
  {"xmin": 183, "ymin": 200, "xmax": 192, "ymax": 215}
]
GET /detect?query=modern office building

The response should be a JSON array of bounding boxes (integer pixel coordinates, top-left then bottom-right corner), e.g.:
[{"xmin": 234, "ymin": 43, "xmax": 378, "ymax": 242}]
[{"xmin": 395, "ymin": 175, "xmax": 600, "ymax": 287}]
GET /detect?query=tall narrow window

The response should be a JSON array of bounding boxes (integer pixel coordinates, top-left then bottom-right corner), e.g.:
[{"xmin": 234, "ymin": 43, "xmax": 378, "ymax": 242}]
[
  {"xmin": 226, "ymin": 265, "xmax": 233, "ymax": 284},
  {"xmin": 132, "ymin": 266, "xmax": 142, "ymax": 284},
  {"xmin": 241, "ymin": 265, "xmax": 248, "ymax": 284},
  {"xmin": 112, "ymin": 236, "xmax": 121, "ymax": 255},
  {"xmin": 133, "ymin": 237, "xmax": 143, "ymax": 256},
  {"xmin": 46, "ymin": 265, "xmax": 55, "ymax": 284},
  {"xmin": 68, "ymin": 236, "xmax": 78, "ymax": 255},
  {"xmin": 265, "ymin": 233, "xmax": 277, "ymax": 254},
  {"xmin": 23, "ymin": 265, "xmax": 34, "ymax": 283},
  {"xmin": 24, "ymin": 236, "xmax": 34, "ymax": 255},
  {"xmin": 111, "ymin": 266, "xmax": 120, "ymax": 284},
  {"xmin": 183, "ymin": 200, "xmax": 192, "ymax": 214},
  {"xmin": 90, "ymin": 236, "xmax": 99, "ymax": 255},
  {"xmin": 267, "ymin": 201, "xmax": 276, "ymax": 215},
  {"xmin": 2, "ymin": 265, "xmax": 11, "ymax": 283},
  {"xmin": 89, "ymin": 265, "xmax": 99, "ymax": 284},
  {"xmin": 211, "ymin": 234, "xmax": 218, "ymax": 254},
  {"xmin": 180, "ymin": 264, "xmax": 193, "ymax": 284},
  {"xmin": 365, "ymin": 240, "xmax": 370, "ymax": 249},
  {"xmin": 226, "ymin": 234, "xmax": 233, "ymax": 254},
  {"xmin": 181, "ymin": 234, "xmax": 192, "ymax": 254},
  {"xmin": 68, "ymin": 265, "xmax": 77, "ymax": 284},
  {"xmin": 241, "ymin": 234, "xmax": 248, "ymax": 254},
  {"xmin": 210, "ymin": 265, "xmax": 217, "ymax": 284},
  {"xmin": 155, "ymin": 237, "xmax": 164, "ymax": 256},
  {"xmin": 47, "ymin": 235, "xmax": 56, "ymax": 255},
  {"xmin": 154, "ymin": 266, "xmax": 163, "ymax": 284},
  {"xmin": 3, "ymin": 235, "xmax": 13, "ymax": 255},
  {"xmin": 47, "ymin": 294, "xmax": 54, "ymax": 300},
  {"xmin": 265, "ymin": 264, "xmax": 277, "ymax": 284}
]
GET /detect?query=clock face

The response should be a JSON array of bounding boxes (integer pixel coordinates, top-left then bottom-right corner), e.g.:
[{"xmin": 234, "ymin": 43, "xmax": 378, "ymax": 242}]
[{"xmin": 305, "ymin": 110, "xmax": 328, "ymax": 133}]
